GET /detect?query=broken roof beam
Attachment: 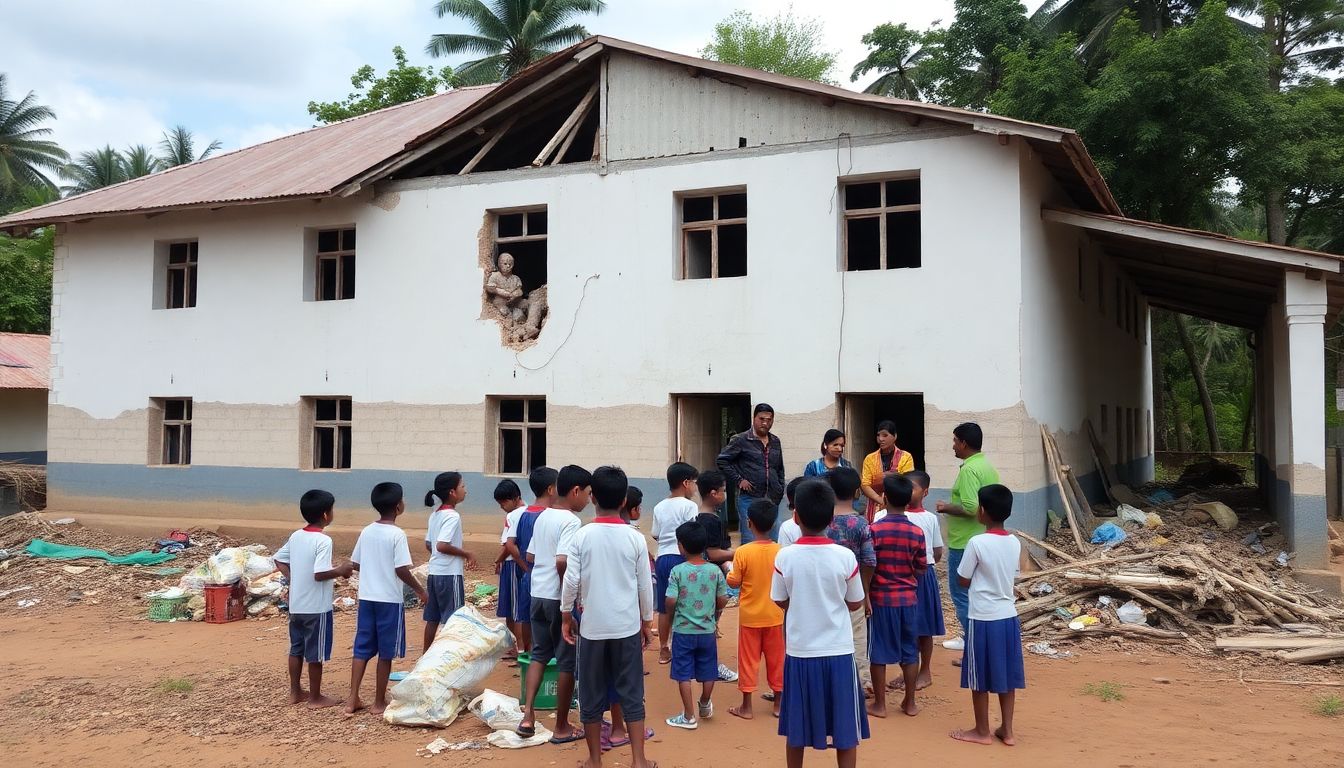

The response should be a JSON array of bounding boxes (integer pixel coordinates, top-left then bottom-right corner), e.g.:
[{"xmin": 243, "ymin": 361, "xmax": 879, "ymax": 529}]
[
  {"xmin": 459, "ymin": 115, "xmax": 519, "ymax": 176},
  {"xmin": 533, "ymin": 82, "xmax": 599, "ymax": 167}
]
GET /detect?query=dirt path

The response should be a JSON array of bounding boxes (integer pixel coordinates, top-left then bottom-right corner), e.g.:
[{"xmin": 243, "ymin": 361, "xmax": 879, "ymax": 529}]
[{"xmin": 1, "ymin": 599, "xmax": 1341, "ymax": 768}]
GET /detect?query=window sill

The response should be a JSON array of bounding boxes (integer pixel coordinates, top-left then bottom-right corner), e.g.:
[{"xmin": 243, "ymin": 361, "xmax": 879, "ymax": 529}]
[
  {"xmin": 147, "ymin": 464, "xmax": 192, "ymax": 469},
  {"xmin": 153, "ymin": 306, "xmax": 198, "ymax": 311},
  {"xmin": 303, "ymin": 468, "xmax": 353, "ymax": 473},
  {"xmin": 676, "ymin": 275, "xmax": 749, "ymax": 282}
]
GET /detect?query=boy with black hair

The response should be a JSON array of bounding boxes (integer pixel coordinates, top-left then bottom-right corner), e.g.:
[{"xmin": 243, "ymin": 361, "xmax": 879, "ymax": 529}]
[
  {"xmin": 695, "ymin": 469, "xmax": 738, "ymax": 682},
  {"xmin": 561, "ymin": 466, "xmax": 656, "ymax": 768},
  {"xmin": 823, "ymin": 466, "xmax": 876, "ymax": 696},
  {"xmin": 624, "ymin": 485, "xmax": 645, "ymax": 527},
  {"xmin": 951, "ymin": 484, "xmax": 1024, "ymax": 747},
  {"xmin": 772, "ymin": 478, "xmax": 869, "ymax": 767},
  {"xmin": 517, "ymin": 464, "xmax": 589, "ymax": 742},
  {"xmin": 275, "ymin": 489, "xmax": 353, "ymax": 709},
  {"xmin": 346, "ymin": 482, "xmax": 426, "ymax": 716},
  {"xmin": 664, "ymin": 520, "xmax": 728, "ymax": 730},
  {"xmin": 867, "ymin": 474, "xmax": 927, "ymax": 719},
  {"xmin": 903, "ymin": 471, "xmax": 945, "ymax": 690},
  {"xmin": 727, "ymin": 498, "xmax": 784, "ymax": 720},
  {"xmin": 492, "ymin": 479, "xmax": 525, "ymax": 659},
  {"xmin": 505, "ymin": 466, "xmax": 559, "ymax": 657},
  {"xmin": 778, "ymin": 476, "xmax": 805, "ymax": 547},
  {"xmin": 653, "ymin": 462, "xmax": 700, "ymax": 665}
]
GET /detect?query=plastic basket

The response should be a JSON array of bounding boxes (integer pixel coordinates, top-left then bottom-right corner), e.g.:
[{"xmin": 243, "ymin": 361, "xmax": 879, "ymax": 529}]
[
  {"xmin": 516, "ymin": 652, "xmax": 559, "ymax": 710},
  {"xmin": 203, "ymin": 581, "xmax": 247, "ymax": 624},
  {"xmin": 147, "ymin": 595, "xmax": 190, "ymax": 622}
]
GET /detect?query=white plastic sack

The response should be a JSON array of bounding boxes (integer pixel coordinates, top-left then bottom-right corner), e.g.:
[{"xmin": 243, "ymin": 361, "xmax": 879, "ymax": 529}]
[
  {"xmin": 1116, "ymin": 504, "xmax": 1147, "ymax": 526},
  {"xmin": 246, "ymin": 571, "xmax": 285, "ymax": 597},
  {"xmin": 1116, "ymin": 600, "xmax": 1147, "ymax": 625},
  {"xmin": 244, "ymin": 552, "xmax": 276, "ymax": 580},
  {"xmin": 469, "ymin": 689, "xmax": 525, "ymax": 731},
  {"xmin": 486, "ymin": 725, "xmax": 553, "ymax": 749},
  {"xmin": 383, "ymin": 605, "xmax": 512, "ymax": 728}
]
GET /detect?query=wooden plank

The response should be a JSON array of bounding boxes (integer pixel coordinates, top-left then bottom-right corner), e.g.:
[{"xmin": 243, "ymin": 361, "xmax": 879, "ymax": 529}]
[
  {"xmin": 598, "ymin": 54, "xmax": 609, "ymax": 175},
  {"xmin": 549, "ymin": 91, "xmax": 595, "ymax": 166},
  {"xmin": 1084, "ymin": 419, "xmax": 1119, "ymax": 503},
  {"xmin": 533, "ymin": 82, "xmax": 599, "ymax": 167},
  {"xmin": 458, "ymin": 115, "xmax": 518, "ymax": 175},
  {"xmin": 1216, "ymin": 636, "xmax": 1344, "ymax": 651},
  {"xmin": 1012, "ymin": 530, "xmax": 1076, "ymax": 563},
  {"xmin": 1280, "ymin": 643, "xmax": 1344, "ymax": 664},
  {"xmin": 1041, "ymin": 426, "xmax": 1089, "ymax": 552}
]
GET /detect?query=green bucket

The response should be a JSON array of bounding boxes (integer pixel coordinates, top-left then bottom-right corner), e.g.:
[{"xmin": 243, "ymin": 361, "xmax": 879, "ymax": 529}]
[{"xmin": 516, "ymin": 652, "xmax": 559, "ymax": 710}]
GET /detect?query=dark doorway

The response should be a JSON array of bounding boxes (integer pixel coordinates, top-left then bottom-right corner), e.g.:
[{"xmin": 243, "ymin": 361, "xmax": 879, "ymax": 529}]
[
  {"xmin": 839, "ymin": 393, "xmax": 926, "ymax": 472},
  {"xmin": 674, "ymin": 394, "xmax": 752, "ymax": 528}
]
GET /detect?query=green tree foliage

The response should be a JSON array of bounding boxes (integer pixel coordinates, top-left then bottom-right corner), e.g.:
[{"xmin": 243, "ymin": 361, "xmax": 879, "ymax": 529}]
[
  {"xmin": 850, "ymin": 23, "xmax": 929, "ymax": 98},
  {"xmin": 701, "ymin": 9, "xmax": 839, "ymax": 83},
  {"xmin": 426, "ymin": 0, "xmax": 605, "ymax": 85},
  {"xmin": 0, "ymin": 225, "xmax": 54, "ymax": 334},
  {"xmin": 158, "ymin": 126, "xmax": 221, "ymax": 167},
  {"xmin": 915, "ymin": 0, "xmax": 1039, "ymax": 109},
  {"xmin": 0, "ymin": 74, "xmax": 68, "ymax": 201},
  {"xmin": 62, "ymin": 145, "xmax": 127, "ymax": 195},
  {"xmin": 121, "ymin": 144, "xmax": 162, "ymax": 178},
  {"xmin": 308, "ymin": 47, "xmax": 453, "ymax": 123},
  {"xmin": 1030, "ymin": 1, "xmax": 1216, "ymax": 63}
]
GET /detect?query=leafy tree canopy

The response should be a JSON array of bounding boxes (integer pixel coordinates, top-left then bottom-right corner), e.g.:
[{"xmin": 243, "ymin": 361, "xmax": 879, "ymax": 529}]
[
  {"xmin": 426, "ymin": 0, "xmax": 605, "ymax": 85},
  {"xmin": 308, "ymin": 46, "xmax": 454, "ymax": 124},
  {"xmin": 701, "ymin": 9, "xmax": 840, "ymax": 83}
]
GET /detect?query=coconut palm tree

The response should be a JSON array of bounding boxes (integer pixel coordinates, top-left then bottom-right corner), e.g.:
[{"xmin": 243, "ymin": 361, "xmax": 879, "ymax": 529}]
[
  {"xmin": 0, "ymin": 74, "xmax": 68, "ymax": 197},
  {"xmin": 158, "ymin": 125, "xmax": 222, "ymax": 168},
  {"xmin": 62, "ymin": 146, "xmax": 126, "ymax": 195},
  {"xmin": 1030, "ymin": 0, "xmax": 1242, "ymax": 64},
  {"xmin": 850, "ymin": 23, "xmax": 929, "ymax": 99},
  {"xmin": 426, "ymin": 0, "xmax": 606, "ymax": 84},
  {"xmin": 121, "ymin": 144, "xmax": 162, "ymax": 179}
]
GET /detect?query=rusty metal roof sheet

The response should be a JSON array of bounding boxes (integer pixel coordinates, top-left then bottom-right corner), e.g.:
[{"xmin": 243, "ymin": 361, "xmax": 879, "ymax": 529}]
[
  {"xmin": 0, "ymin": 86, "xmax": 495, "ymax": 231},
  {"xmin": 0, "ymin": 333, "xmax": 50, "ymax": 389}
]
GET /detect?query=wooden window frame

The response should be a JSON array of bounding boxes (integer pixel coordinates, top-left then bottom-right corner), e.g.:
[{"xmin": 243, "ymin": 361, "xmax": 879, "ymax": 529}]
[
  {"xmin": 311, "ymin": 397, "xmax": 352, "ymax": 470},
  {"xmin": 840, "ymin": 176, "xmax": 921, "ymax": 271},
  {"xmin": 678, "ymin": 190, "xmax": 747, "ymax": 279},
  {"xmin": 165, "ymin": 241, "xmax": 198, "ymax": 309},
  {"xmin": 494, "ymin": 207, "xmax": 549, "ymax": 247},
  {"xmin": 159, "ymin": 397, "xmax": 192, "ymax": 466},
  {"xmin": 314, "ymin": 227, "xmax": 356, "ymax": 301},
  {"xmin": 495, "ymin": 397, "xmax": 546, "ymax": 476}
]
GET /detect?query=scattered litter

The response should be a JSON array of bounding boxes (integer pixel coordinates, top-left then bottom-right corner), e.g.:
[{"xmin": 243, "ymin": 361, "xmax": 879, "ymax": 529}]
[
  {"xmin": 1276, "ymin": 551, "xmax": 1293, "ymax": 568},
  {"xmin": 1068, "ymin": 615, "xmax": 1101, "ymax": 630},
  {"xmin": 0, "ymin": 585, "xmax": 33, "ymax": 598},
  {"xmin": 469, "ymin": 689, "xmax": 525, "ymax": 731},
  {"xmin": 25, "ymin": 539, "xmax": 176, "ymax": 566},
  {"xmin": 1117, "ymin": 504, "xmax": 1147, "ymax": 526},
  {"xmin": 1029, "ymin": 582, "xmax": 1054, "ymax": 596},
  {"xmin": 421, "ymin": 737, "xmax": 488, "ymax": 755},
  {"xmin": 389, "ymin": 671, "xmax": 409, "ymax": 682},
  {"xmin": 333, "ymin": 596, "xmax": 357, "ymax": 611},
  {"xmin": 1147, "ymin": 489, "xmax": 1175, "ymax": 504},
  {"xmin": 145, "ymin": 567, "xmax": 185, "ymax": 576},
  {"xmin": 1190, "ymin": 502, "xmax": 1238, "ymax": 531},
  {"xmin": 50, "ymin": 518, "xmax": 75, "ymax": 525},
  {"xmin": 145, "ymin": 587, "xmax": 188, "ymax": 600},
  {"xmin": 1090, "ymin": 522, "xmax": 1127, "ymax": 547},
  {"xmin": 1027, "ymin": 641, "xmax": 1073, "ymax": 659},
  {"xmin": 1053, "ymin": 607, "xmax": 1075, "ymax": 620},
  {"xmin": 61, "ymin": 565, "xmax": 91, "ymax": 575},
  {"xmin": 1116, "ymin": 600, "xmax": 1147, "ymax": 625},
  {"xmin": 486, "ymin": 726, "xmax": 553, "ymax": 749},
  {"xmin": 0, "ymin": 549, "xmax": 11, "ymax": 561},
  {"xmin": 384, "ymin": 606, "xmax": 511, "ymax": 727},
  {"xmin": 17, "ymin": 598, "xmax": 41, "ymax": 608},
  {"xmin": 1144, "ymin": 512, "xmax": 1164, "ymax": 528}
]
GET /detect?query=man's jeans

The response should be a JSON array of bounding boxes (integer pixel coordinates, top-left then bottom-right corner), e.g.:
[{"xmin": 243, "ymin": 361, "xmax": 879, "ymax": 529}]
[
  {"xmin": 736, "ymin": 493, "xmax": 781, "ymax": 544},
  {"xmin": 946, "ymin": 547, "xmax": 969, "ymax": 636}
]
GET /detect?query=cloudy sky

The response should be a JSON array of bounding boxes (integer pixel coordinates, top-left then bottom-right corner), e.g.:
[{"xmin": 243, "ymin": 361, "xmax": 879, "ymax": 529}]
[{"xmin": 6, "ymin": 1, "xmax": 1044, "ymax": 161}]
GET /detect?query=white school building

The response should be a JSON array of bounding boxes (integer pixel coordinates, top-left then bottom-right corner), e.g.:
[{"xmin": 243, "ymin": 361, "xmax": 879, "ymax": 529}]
[{"xmin": 3, "ymin": 38, "xmax": 1339, "ymax": 573}]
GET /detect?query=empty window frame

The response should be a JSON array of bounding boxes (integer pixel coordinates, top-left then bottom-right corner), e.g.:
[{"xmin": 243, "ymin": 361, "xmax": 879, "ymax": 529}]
[
  {"xmin": 311, "ymin": 397, "xmax": 352, "ymax": 470},
  {"xmin": 493, "ymin": 208, "xmax": 548, "ymax": 296},
  {"xmin": 842, "ymin": 177, "xmax": 921, "ymax": 271},
  {"xmin": 679, "ymin": 190, "xmax": 747, "ymax": 279},
  {"xmin": 165, "ymin": 241, "xmax": 198, "ymax": 309},
  {"xmin": 157, "ymin": 398, "xmax": 192, "ymax": 465},
  {"xmin": 315, "ymin": 228, "xmax": 356, "ymax": 301},
  {"xmin": 496, "ymin": 398, "xmax": 546, "ymax": 475}
]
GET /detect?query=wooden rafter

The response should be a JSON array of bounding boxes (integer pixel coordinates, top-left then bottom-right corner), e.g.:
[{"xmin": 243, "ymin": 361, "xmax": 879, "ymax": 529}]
[
  {"xmin": 459, "ymin": 115, "xmax": 518, "ymax": 176},
  {"xmin": 533, "ymin": 82, "xmax": 599, "ymax": 167}
]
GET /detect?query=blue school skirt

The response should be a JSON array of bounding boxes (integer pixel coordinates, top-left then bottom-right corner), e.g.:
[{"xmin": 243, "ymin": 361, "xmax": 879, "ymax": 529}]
[
  {"xmin": 960, "ymin": 617, "xmax": 1026, "ymax": 694},
  {"xmin": 778, "ymin": 654, "xmax": 870, "ymax": 750},
  {"xmin": 914, "ymin": 569, "xmax": 946, "ymax": 638},
  {"xmin": 496, "ymin": 561, "xmax": 517, "ymax": 620}
]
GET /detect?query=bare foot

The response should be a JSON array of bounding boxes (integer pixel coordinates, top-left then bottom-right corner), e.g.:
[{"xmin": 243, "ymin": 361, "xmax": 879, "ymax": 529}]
[
  {"xmin": 901, "ymin": 699, "xmax": 920, "ymax": 717},
  {"xmin": 288, "ymin": 690, "xmax": 310, "ymax": 705},
  {"xmin": 369, "ymin": 701, "xmax": 387, "ymax": 716},
  {"xmin": 915, "ymin": 676, "xmax": 933, "ymax": 690},
  {"xmin": 308, "ymin": 694, "xmax": 342, "ymax": 710},
  {"xmin": 866, "ymin": 702, "xmax": 888, "ymax": 718},
  {"xmin": 951, "ymin": 658, "xmax": 963, "ymax": 668},
  {"xmin": 771, "ymin": 704, "xmax": 781, "ymax": 718},
  {"xmin": 950, "ymin": 728, "xmax": 993, "ymax": 745},
  {"xmin": 994, "ymin": 726, "xmax": 1016, "ymax": 746},
  {"xmin": 728, "ymin": 706, "xmax": 754, "ymax": 720},
  {"xmin": 344, "ymin": 697, "xmax": 365, "ymax": 716}
]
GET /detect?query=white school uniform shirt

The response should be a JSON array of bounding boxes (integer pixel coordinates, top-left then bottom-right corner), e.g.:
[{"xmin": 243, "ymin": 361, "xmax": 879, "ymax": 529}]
[
  {"xmin": 770, "ymin": 537, "xmax": 864, "ymax": 658},
  {"xmin": 650, "ymin": 496, "xmax": 699, "ymax": 558},
  {"xmin": 426, "ymin": 506, "xmax": 465, "ymax": 577},
  {"xmin": 274, "ymin": 527, "xmax": 334, "ymax": 615},
  {"xmin": 351, "ymin": 521, "xmax": 413, "ymax": 604},
  {"xmin": 778, "ymin": 518, "xmax": 802, "ymax": 547},
  {"xmin": 905, "ymin": 509, "xmax": 944, "ymax": 563},
  {"xmin": 500, "ymin": 508, "xmax": 525, "ymax": 554},
  {"xmin": 956, "ymin": 530, "xmax": 1021, "ymax": 621},
  {"xmin": 526, "ymin": 507, "xmax": 581, "ymax": 600},
  {"xmin": 561, "ymin": 517, "xmax": 655, "ymax": 640}
]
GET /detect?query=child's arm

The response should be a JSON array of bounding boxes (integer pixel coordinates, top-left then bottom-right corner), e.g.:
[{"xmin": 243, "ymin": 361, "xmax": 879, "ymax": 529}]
[
  {"xmin": 706, "ymin": 545, "xmax": 734, "ymax": 565},
  {"xmin": 315, "ymin": 562, "xmax": 354, "ymax": 581},
  {"xmin": 435, "ymin": 540, "xmax": 477, "ymax": 565},
  {"xmin": 395, "ymin": 564, "xmax": 428, "ymax": 604},
  {"xmin": 956, "ymin": 540, "xmax": 978, "ymax": 588},
  {"xmin": 933, "ymin": 545, "xmax": 946, "ymax": 564},
  {"xmin": 275, "ymin": 561, "xmax": 291, "ymax": 579},
  {"xmin": 860, "ymin": 566, "xmax": 875, "ymax": 614},
  {"xmin": 664, "ymin": 594, "xmax": 677, "ymax": 615},
  {"xmin": 726, "ymin": 551, "xmax": 744, "ymax": 588},
  {"xmin": 505, "ymin": 537, "xmax": 528, "ymax": 572}
]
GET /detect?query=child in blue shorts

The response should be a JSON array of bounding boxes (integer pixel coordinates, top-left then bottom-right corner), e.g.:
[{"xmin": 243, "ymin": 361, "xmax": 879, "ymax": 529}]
[
  {"xmin": 867, "ymin": 473, "xmax": 927, "ymax": 718},
  {"xmin": 492, "ymin": 479, "xmax": 525, "ymax": 659},
  {"xmin": 422, "ymin": 472, "xmax": 475, "ymax": 653},
  {"xmin": 664, "ymin": 520, "xmax": 727, "ymax": 730},
  {"xmin": 951, "ymin": 484, "xmax": 1025, "ymax": 747},
  {"xmin": 346, "ymin": 482, "xmax": 426, "ymax": 716}
]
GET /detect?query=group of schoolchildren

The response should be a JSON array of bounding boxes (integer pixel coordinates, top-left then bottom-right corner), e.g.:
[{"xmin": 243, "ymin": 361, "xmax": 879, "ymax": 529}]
[{"xmin": 276, "ymin": 451, "xmax": 1025, "ymax": 768}]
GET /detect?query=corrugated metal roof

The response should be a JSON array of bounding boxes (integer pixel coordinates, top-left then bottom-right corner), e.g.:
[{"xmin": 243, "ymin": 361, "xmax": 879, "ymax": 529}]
[
  {"xmin": 0, "ymin": 332, "xmax": 50, "ymax": 390},
  {"xmin": 0, "ymin": 86, "xmax": 495, "ymax": 231}
]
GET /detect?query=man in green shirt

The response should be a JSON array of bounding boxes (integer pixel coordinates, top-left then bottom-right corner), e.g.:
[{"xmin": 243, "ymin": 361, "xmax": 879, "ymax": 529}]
[{"xmin": 935, "ymin": 422, "xmax": 999, "ymax": 656}]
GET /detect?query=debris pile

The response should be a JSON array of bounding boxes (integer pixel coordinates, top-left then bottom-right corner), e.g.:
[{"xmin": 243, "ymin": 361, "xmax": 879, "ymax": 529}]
[{"xmin": 0, "ymin": 461, "xmax": 45, "ymax": 511}]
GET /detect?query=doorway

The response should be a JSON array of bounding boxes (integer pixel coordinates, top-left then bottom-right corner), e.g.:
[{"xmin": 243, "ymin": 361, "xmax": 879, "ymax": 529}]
[
  {"xmin": 838, "ymin": 393, "xmax": 926, "ymax": 471},
  {"xmin": 673, "ymin": 394, "xmax": 752, "ymax": 529}
]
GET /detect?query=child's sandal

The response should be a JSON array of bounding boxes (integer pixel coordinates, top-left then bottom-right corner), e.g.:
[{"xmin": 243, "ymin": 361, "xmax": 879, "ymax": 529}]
[{"xmin": 665, "ymin": 714, "xmax": 698, "ymax": 730}]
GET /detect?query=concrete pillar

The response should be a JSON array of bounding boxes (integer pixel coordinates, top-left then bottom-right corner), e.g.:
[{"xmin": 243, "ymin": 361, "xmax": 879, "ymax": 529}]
[{"xmin": 1280, "ymin": 271, "xmax": 1329, "ymax": 568}]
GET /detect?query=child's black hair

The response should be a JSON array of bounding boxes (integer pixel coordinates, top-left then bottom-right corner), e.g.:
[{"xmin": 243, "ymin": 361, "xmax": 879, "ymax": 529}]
[
  {"xmin": 666, "ymin": 461, "xmax": 700, "ymax": 490},
  {"xmin": 371, "ymin": 482, "xmax": 403, "ymax": 516},
  {"xmin": 747, "ymin": 498, "xmax": 779, "ymax": 533},
  {"xmin": 591, "ymin": 465, "xmax": 628, "ymax": 511},
  {"xmin": 424, "ymin": 471, "xmax": 463, "ymax": 507},
  {"xmin": 675, "ymin": 520, "xmax": 709, "ymax": 556},
  {"xmin": 905, "ymin": 470, "xmax": 931, "ymax": 491},
  {"xmin": 625, "ymin": 485, "xmax": 644, "ymax": 513},
  {"xmin": 557, "ymin": 464, "xmax": 593, "ymax": 498},
  {"xmin": 825, "ymin": 466, "xmax": 862, "ymax": 502},
  {"xmin": 882, "ymin": 473, "xmax": 914, "ymax": 510},
  {"xmin": 696, "ymin": 469, "xmax": 726, "ymax": 500},
  {"xmin": 528, "ymin": 466, "xmax": 559, "ymax": 499},
  {"xmin": 876, "ymin": 419, "xmax": 897, "ymax": 435},
  {"xmin": 794, "ymin": 479, "xmax": 836, "ymax": 532},
  {"xmin": 820, "ymin": 428, "xmax": 845, "ymax": 452},
  {"xmin": 978, "ymin": 483, "xmax": 1013, "ymax": 522},
  {"xmin": 954, "ymin": 422, "xmax": 984, "ymax": 451},
  {"xmin": 785, "ymin": 476, "xmax": 804, "ymax": 510},
  {"xmin": 493, "ymin": 478, "xmax": 523, "ymax": 502},
  {"xmin": 299, "ymin": 489, "xmax": 335, "ymax": 525}
]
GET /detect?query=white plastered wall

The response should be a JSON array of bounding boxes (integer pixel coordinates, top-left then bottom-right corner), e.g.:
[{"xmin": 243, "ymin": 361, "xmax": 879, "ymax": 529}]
[{"xmin": 0, "ymin": 390, "xmax": 47, "ymax": 456}]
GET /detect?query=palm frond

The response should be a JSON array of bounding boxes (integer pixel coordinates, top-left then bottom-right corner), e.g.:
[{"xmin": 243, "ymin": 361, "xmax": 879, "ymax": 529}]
[
  {"xmin": 426, "ymin": 32, "xmax": 507, "ymax": 59},
  {"xmin": 433, "ymin": 0, "xmax": 513, "ymax": 47},
  {"xmin": 533, "ymin": 23, "xmax": 591, "ymax": 50},
  {"xmin": 452, "ymin": 54, "xmax": 509, "ymax": 84}
]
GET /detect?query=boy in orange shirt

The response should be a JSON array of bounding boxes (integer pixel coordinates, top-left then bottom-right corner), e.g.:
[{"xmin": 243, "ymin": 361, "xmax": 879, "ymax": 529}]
[{"xmin": 727, "ymin": 498, "xmax": 785, "ymax": 719}]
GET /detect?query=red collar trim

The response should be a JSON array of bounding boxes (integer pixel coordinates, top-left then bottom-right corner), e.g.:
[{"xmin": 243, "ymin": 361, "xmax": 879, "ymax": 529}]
[
  {"xmin": 436, "ymin": 504, "xmax": 455, "ymax": 511},
  {"xmin": 525, "ymin": 505, "xmax": 546, "ymax": 513},
  {"xmin": 986, "ymin": 529, "xmax": 1011, "ymax": 536},
  {"xmin": 907, "ymin": 507, "xmax": 927, "ymax": 514},
  {"xmin": 592, "ymin": 516, "xmax": 626, "ymax": 525},
  {"xmin": 795, "ymin": 536, "xmax": 832, "ymax": 545},
  {"xmin": 302, "ymin": 525, "xmax": 323, "ymax": 532}
]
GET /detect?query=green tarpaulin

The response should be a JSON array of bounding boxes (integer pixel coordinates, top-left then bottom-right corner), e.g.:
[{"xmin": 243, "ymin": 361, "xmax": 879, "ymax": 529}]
[{"xmin": 25, "ymin": 538, "xmax": 178, "ymax": 566}]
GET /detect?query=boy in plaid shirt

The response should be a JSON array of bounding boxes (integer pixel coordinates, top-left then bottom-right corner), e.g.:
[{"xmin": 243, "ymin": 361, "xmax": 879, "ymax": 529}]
[{"xmin": 866, "ymin": 473, "xmax": 927, "ymax": 718}]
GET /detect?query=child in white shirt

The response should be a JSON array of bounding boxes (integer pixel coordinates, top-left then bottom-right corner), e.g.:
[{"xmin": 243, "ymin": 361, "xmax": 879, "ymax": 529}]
[
  {"xmin": 903, "ymin": 470, "xmax": 946, "ymax": 690},
  {"xmin": 491, "ymin": 479, "xmax": 525, "ymax": 658},
  {"xmin": 651, "ymin": 462, "xmax": 700, "ymax": 665},
  {"xmin": 422, "ymin": 472, "xmax": 476, "ymax": 653},
  {"xmin": 777, "ymin": 477, "xmax": 804, "ymax": 547}
]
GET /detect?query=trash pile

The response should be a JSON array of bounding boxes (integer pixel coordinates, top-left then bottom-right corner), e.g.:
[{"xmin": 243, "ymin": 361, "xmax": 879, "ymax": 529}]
[
  {"xmin": 173, "ymin": 545, "xmax": 284, "ymax": 620},
  {"xmin": 0, "ymin": 461, "xmax": 46, "ymax": 512},
  {"xmin": 384, "ymin": 604, "xmax": 512, "ymax": 728}
]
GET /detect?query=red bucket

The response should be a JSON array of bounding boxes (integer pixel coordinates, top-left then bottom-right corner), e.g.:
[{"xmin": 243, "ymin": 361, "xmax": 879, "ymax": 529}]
[{"xmin": 203, "ymin": 581, "xmax": 246, "ymax": 624}]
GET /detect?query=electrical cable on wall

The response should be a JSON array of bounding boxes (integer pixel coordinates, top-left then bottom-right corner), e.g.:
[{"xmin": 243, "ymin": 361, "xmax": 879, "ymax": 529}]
[
  {"xmin": 833, "ymin": 133, "xmax": 853, "ymax": 390},
  {"xmin": 514, "ymin": 273, "xmax": 600, "ymax": 371}
]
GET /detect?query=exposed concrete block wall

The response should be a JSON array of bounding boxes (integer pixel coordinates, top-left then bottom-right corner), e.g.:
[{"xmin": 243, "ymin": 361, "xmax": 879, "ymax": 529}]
[
  {"xmin": 353, "ymin": 402, "xmax": 486, "ymax": 472},
  {"xmin": 191, "ymin": 402, "xmax": 302, "ymax": 468},
  {"xmin": 48, "ymin": 405, "xmax": 149, "ymax": 465},
  {"xmin": 546, "ymin": 404, "xmax": 670, "ymax": 479}
]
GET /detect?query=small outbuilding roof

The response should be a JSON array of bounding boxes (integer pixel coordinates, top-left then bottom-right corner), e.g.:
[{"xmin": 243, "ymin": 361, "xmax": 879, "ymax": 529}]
[{"xmin": 0, "ymin": 333, "xmax": 50, "ymax": 390}]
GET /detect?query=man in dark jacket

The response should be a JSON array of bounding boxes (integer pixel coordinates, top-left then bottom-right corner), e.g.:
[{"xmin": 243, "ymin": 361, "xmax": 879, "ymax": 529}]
[{"xmin": 716, "ymin": 403, "xmax": 785, "ymax": 543}]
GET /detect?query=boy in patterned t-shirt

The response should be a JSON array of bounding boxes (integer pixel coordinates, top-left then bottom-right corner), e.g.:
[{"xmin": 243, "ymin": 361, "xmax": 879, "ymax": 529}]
[{"xmin": 664, "ymin": 520, "xmax": 728, "ymax": 730}]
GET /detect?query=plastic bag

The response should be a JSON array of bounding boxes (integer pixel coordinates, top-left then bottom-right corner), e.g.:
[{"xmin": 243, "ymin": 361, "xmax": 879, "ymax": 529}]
[
  {"xmin": 1116, "ymin": 600, "xmax": 1146, "ymax": 625},
  {"xmin": 486, "ymin": 726, "xmax": 553, "ymax": 749},
  {"xmin": 1090, "ymin": 522, "xmax": 1128, "ymax": 547},
  {"xmin": 247, "ymin": 571, "xmax": 286, "ymax": 597},
  {"xmin": 1116, "ymin": 504, "xmax": 1147, "ymax": 526},
  {"xmin": 469, "ymin": 689, "xmax": 525, "ymax": 731},
  {"xmin": 383, "ymin": 605, "xmax": 512, "ymax": 727},
  {"xmin": 244, "ymin": 552, "xmax": 276, "ymax": 580}
]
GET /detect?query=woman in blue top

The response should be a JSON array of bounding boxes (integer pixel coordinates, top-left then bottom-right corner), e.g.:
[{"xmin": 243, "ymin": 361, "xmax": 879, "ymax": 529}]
[{"xmin": 803, "ymin": 429, "xmax": 864, "ymax": 512}]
